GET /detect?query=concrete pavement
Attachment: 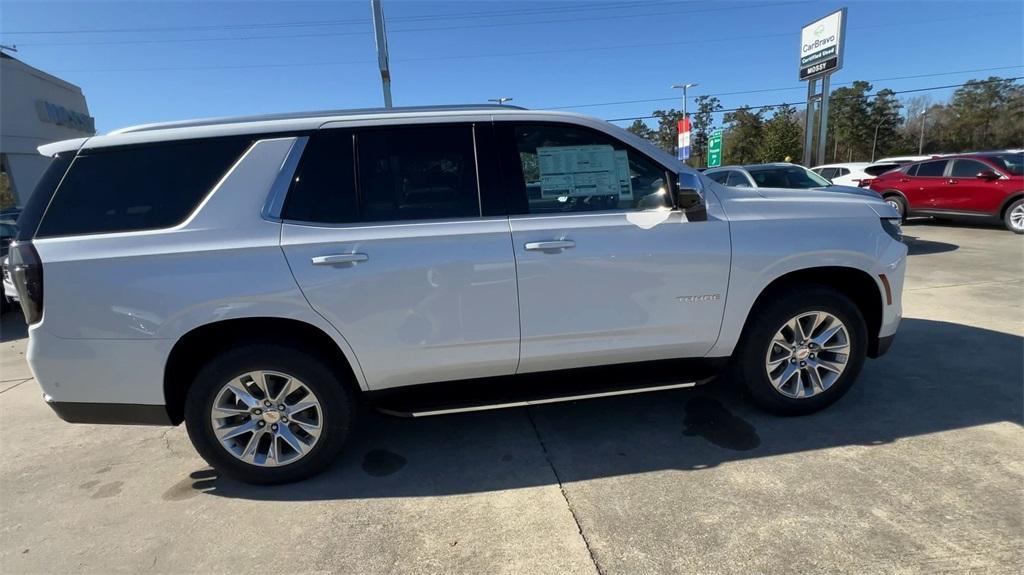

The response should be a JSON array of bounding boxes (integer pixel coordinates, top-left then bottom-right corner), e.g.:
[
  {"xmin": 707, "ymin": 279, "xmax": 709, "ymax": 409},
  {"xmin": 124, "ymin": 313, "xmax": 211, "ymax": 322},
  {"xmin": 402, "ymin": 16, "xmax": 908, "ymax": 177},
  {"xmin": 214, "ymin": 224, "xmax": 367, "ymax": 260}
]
[{"xmin": 0, "ymin": 220, "xmax": 1021, "ymax": 574}]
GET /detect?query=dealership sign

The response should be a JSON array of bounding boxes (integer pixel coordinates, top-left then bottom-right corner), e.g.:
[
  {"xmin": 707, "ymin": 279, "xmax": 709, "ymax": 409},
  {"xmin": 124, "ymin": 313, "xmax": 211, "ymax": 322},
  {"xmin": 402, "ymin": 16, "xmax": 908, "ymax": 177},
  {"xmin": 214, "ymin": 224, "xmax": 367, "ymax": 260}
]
[
  {"xmin": 35, "ymin": 100, "xmax": 95, "ymax": 134},
  {"xmin": 799, "ymin": 8, "xmax": 846, "ymax": 80}
]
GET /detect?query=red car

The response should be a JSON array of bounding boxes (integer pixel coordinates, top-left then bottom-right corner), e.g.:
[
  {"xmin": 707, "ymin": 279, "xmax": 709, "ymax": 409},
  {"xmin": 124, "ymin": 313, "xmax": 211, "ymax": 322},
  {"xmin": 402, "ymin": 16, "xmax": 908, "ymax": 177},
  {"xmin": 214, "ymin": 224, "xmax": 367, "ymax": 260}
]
[{"xmin": 869, "ymin": 152, "xmax": 1024, "ymax": 233}]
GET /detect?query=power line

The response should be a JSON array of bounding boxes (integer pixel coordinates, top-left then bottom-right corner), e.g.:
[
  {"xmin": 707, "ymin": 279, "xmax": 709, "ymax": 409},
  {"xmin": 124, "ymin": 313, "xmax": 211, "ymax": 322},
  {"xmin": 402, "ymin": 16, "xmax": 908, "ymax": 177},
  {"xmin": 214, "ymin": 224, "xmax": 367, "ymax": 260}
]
[
  {"xmin": 603, "ymin": 77, "xmax": 1024, "ymax": 122},
  {"xmin": 0, "ymin": 1, "xmax": 672, "ymax": 35},
  {"xmin": 0, "ymin": 2, "xmax": 813, "ymax": 47},
  {"xmin": 38, "ymin": 10, "xmax": 1022, "ymax": 72},
  {"xmin": 546, "ymin": 65, "xmax": 1024, "ymax": 110}
]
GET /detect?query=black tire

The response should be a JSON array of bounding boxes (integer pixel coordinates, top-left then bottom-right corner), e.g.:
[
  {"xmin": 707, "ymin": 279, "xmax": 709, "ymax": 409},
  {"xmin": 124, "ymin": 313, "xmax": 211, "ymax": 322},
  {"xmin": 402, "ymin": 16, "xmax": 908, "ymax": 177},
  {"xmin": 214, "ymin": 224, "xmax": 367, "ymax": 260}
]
[
  {"xmin": 1004, "ymin": 198, "xmax": 1024, "ymax": 234},
  {"xmin": 730, "ymin": 286, "xmax": 868, "ymax": 416},
  {"xmin": 184, "ymin": 343, "xmax": 354, "ymax": 485},
  {"xmin": 882, "ymin": 192, "xmax": 906, "ymax": 221}
]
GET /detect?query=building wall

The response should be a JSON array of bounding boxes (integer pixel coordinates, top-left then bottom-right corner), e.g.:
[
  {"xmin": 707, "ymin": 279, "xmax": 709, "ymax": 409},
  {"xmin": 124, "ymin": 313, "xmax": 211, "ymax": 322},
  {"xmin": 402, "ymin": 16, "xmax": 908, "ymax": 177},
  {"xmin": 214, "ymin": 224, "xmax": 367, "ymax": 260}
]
[{"xmin": 1, "ymin": 53, "xmax": 94, "ymax": 208}]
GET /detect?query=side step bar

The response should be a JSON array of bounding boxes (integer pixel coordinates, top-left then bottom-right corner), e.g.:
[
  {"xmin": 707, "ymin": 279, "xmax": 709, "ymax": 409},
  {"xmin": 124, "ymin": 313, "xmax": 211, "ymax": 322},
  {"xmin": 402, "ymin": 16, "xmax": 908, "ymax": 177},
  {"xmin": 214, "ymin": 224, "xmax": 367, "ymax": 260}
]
[
  {"xmin": 367, "ymin": 357, "xmax": 728, "ymax": 418},
  {"xmin": 378, "ymin": 381, "xmax": 697, "ymax": 418}
]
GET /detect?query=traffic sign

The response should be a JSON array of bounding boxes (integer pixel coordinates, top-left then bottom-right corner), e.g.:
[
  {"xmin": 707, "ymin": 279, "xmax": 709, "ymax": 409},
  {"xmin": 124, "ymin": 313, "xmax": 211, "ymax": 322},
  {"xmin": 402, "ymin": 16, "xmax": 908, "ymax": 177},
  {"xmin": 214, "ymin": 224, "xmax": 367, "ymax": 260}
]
[{"xmin": 707, "ymin": 129, "xmax": 723, "ymax": 168}]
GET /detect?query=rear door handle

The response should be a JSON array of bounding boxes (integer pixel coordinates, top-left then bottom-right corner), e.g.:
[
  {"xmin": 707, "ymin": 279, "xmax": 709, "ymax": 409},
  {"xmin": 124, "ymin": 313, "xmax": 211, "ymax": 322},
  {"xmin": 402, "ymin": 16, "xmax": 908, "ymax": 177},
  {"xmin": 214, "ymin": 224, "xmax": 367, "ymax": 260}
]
[
  {"xmin": 311, "ymin": 253, "xmax": 369, "ymax": 265},
  {"xmin": 524, "ymin": 240, "xmax": 576, "ymax": 252},
  {"xmin": 899, "ymin": 178, "xmax": 911, "ymax": 183}
]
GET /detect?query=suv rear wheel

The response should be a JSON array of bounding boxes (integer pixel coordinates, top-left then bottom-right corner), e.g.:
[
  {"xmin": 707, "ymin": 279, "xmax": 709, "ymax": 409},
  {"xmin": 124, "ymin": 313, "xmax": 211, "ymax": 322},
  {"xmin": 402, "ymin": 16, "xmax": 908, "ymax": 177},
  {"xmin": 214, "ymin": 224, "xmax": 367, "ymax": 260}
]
[
  {"xmin": 883, "ymin": 193, "xmax": 906, "ymax": 220},
  {"xmin": 184, "ymin": 344, "xmax": 354, "ymax": 484},
  {"xmin": 732, "ymin": 287, "xmax": 867, "ymax": 415}
]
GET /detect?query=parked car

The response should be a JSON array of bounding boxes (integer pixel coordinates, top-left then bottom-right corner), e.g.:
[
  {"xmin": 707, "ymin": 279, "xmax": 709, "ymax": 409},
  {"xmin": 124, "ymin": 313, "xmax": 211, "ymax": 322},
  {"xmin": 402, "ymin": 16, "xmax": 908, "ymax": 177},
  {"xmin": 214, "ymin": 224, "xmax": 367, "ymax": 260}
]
[
  {"xmin": 1, "ymin": 211, "xmax": 19, "ymax": 313},
  {"xmin": 705, "ymin": 163, "xmax": 881, "ymax": 198},
  {"xmin": 868, "ymin": 152, "xmax": 1024, "ymax": 233},
  {"xmin": 812, "ymin": 162, "xmax": 902, "ymax": 187},
  {"xmin": 10, "ymin": 106, "xmax": 906, "ymax": 484}
]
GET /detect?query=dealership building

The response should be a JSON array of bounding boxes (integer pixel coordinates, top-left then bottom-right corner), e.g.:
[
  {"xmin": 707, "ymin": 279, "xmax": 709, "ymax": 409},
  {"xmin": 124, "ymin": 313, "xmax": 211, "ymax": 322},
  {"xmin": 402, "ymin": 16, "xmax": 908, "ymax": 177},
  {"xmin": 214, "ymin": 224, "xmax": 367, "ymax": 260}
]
[{"xmin": 1, "ymin": 52, "xmax": 95, "ymax": 209}]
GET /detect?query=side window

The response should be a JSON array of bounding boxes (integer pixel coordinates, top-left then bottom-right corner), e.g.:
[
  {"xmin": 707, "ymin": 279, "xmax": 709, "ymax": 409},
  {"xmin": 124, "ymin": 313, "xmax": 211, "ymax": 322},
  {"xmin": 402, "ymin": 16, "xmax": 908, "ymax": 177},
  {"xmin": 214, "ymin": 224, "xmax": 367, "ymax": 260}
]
[
  {"xmin": 357, "ymin": 125, "xmax": 480, "ymax": 222},
  {"xmin": 282, "ymin": 131, "xmax": 357, "ymax": 223},
  {"xmin": 706, "ymin": 171, "xmax": 729, "ymax": 184},
  {"xmin": 727, "ymin": 171, "xmax": 752, "ymax": 188},
  {"xmin": 950, "ymin": 159, "xmax": 991, "ymax": 178},
  {"xmin": 905, "ymin": 164, "xmax": 919, "ymax": 177},
  {"xmin": 283, "ymin": 125, "xmax": 480, "ymax": 224},
  {"xmin": 37, "ymin": 138, "xmax": 252, "ymax": 238},
  {"xmin": 836, "ymin": 168, "xmax": 850, "ymax": 176},
  {"xmin": 817, "ymin": 168, "xmax": 836, "ymax": 179},
  {"xmin": 915, "ymin": 160, "xmax": 948, "ymax": 177},
  {"xmin": 508, "ymin": 123, "xmax": 670, "ymax": 214}
]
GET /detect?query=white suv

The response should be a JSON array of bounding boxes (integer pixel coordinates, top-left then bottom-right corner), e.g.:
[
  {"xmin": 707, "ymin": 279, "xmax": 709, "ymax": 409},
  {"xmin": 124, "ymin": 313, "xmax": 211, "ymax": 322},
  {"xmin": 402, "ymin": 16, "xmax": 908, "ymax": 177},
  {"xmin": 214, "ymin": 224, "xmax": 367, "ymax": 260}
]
[{"xmin": 10, "ymin": 106, "xmax": 906, "ymax": 484}]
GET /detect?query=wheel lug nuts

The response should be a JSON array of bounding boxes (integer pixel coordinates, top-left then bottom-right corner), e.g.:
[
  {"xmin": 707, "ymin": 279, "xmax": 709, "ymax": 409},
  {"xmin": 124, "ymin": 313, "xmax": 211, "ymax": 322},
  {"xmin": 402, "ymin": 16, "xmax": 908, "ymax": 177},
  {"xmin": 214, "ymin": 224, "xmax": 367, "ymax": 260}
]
[
  {"xmin": 271, "ymin": 424, "xmax": 278, "ymax": 431},
  {"xmin": 254, "ymin": 409, "xmax": 262, "ymax": 415},
  {"xmin": 258, "ymin": 421, "xmax": 265, "ymax": 427},
  {"xmin": 800, "ymin": 361, "xmax": 807, "ymax": 367},
  {"xmin": 790, "ymin": 358, "xmax": 796, "ymax": 363},
  {"xmin": 281, "ymin": 417, "xmax": 288, "ymax": 423},
  {"xmin": 278, "ymin": 404, "xmax": 286, "ymax": 411},
  {"xmin": 264, "ymin": 400, "xmax": 272, "ymax": 407},
  {"xmin": 810, "ymin": 353, "xmax": 816, "ymax": 359}
]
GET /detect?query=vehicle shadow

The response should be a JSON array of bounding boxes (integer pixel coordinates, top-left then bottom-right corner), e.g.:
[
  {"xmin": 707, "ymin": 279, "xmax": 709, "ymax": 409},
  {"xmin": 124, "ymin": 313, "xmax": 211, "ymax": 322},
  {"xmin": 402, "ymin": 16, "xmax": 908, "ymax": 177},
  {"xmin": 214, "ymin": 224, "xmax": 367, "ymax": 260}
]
[
  {"xmin": 188, "ymin": 318, "xmax": 1022, "ymax": 501},
  {"xmin": 904, "ymin": 217, "xmax": 1005, "ymax": 233},
  {"xmin": 902, "ymin": 234, "xmax": 959, "ymax": 256}
]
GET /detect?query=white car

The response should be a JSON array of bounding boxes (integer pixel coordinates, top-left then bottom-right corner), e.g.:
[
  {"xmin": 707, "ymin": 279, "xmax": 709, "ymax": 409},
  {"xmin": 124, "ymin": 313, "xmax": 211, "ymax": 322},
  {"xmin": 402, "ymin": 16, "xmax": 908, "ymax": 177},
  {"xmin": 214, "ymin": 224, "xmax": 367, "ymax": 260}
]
[
  {"xmin": 10, "ymin": 106, "xmax": 906, "ymax": 484},
  {"xmin": 814, "ymin": 162, "xmax": 903, "ymax": 188}
]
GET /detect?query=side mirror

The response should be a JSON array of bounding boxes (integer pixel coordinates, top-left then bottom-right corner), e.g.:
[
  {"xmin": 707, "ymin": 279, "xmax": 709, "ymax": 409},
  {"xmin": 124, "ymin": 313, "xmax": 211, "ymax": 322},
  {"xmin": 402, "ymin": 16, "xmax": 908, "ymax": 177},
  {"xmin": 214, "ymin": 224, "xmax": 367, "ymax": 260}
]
[
  {"xmin": 674, "ymin": 177, "xmax": 707, "ymax": 221},
  {"xmin": 976, "ymin": 169, "xmax": 1000, "ymax": 180}
]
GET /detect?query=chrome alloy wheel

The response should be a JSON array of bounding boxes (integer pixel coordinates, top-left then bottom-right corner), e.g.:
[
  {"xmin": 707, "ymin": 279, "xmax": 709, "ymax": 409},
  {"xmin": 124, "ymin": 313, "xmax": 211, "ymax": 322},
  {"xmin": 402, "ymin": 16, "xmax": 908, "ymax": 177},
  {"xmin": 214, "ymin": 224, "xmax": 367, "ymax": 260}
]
[
  {"xmin": 764, "ymin": 311, "xmax": 851, "ymax": 399},
  {"xmin": 1010, "ymin": 203, "xmax": 1024, "ymax": 232},
  {"xmin": 210, "ymin": 371, "xmax": 323, "ymax": 467}
]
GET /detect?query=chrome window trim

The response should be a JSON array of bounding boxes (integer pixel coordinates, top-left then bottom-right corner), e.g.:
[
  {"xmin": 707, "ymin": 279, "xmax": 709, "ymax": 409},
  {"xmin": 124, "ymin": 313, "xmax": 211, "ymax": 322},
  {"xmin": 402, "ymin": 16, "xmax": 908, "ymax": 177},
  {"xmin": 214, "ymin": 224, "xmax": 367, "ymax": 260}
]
[{"xmin": 261, "ymin": 136, "xmax": 308, "ymax": 221}]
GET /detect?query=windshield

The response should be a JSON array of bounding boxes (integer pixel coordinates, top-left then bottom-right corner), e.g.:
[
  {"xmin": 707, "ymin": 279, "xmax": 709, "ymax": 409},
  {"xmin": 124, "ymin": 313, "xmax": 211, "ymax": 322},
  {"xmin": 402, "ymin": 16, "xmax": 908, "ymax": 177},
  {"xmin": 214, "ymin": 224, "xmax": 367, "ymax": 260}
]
[
  {"xmin": 746, "ymin": 165, "xmax": 831, "ymax": 189},
  {"xmin": 985, "ymin": 153, "xmax": 1023, "ymax": 175}
]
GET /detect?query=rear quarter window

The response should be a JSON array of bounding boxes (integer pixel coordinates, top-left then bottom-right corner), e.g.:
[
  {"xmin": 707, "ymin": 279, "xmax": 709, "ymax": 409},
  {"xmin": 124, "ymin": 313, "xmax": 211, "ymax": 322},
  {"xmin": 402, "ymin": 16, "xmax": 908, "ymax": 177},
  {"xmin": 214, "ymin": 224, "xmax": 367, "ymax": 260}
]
[{"xmin": 36, "ymin": 138, "xmax": 252, "ymax": 238}]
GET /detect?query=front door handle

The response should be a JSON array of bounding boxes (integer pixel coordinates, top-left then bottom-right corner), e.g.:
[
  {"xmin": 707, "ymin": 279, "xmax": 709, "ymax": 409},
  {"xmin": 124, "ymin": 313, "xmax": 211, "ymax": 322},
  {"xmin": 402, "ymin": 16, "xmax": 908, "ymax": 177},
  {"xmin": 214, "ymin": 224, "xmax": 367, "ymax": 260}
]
[
  {"xmin": 899, "ymin": 178, "xmax": 911, "ymax": 183},
  {"xmin": 947, "ymin": 178, "xmax": 958, "ymax": 184},
  {"xmin": 311, "ymin": 253, "xmax": 369, "ymax": 265},
  {"xmin": 524, "ymin": 240, "xmax": 576, "ymax": 252}
]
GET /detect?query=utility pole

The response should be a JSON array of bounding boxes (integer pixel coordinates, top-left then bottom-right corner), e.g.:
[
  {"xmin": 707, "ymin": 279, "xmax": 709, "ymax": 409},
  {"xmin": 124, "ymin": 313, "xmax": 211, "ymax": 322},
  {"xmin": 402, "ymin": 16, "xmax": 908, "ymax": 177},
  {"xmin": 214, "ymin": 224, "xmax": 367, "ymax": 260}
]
[
  {"xmin": 917, "ymin": 110, "xmax": 928, "ymax": 155},
  {"xmin": 488, "ymin": 97, "xmax": 513, "ymax": 105},
  {"xmin": 370, "ymin": 0, "xmax": 392, "ymax": 108},
  {"xmin": 871, "ymin": 117, "xmax": 886, "ymax": 162},
  {"xmin": 671, "ymin": 83, "xmax": 697, "ymax": 162}
]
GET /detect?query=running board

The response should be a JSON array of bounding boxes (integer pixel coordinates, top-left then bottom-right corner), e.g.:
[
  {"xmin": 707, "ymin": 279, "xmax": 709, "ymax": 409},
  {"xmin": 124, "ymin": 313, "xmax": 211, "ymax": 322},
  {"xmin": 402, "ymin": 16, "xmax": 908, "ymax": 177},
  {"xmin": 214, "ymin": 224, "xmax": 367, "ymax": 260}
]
[{"xmin": 378, "ymin": 381, "xmax": 697, "ymax": 418}]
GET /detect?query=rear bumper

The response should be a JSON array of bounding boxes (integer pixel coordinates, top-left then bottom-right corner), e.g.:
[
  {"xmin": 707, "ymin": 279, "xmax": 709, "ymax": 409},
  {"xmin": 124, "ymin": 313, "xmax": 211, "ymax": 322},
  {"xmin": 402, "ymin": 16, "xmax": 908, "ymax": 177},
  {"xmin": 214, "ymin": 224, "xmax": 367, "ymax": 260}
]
[{"xmin": 45, "ymin": 396, "xmax": 172, "ymax": 425}]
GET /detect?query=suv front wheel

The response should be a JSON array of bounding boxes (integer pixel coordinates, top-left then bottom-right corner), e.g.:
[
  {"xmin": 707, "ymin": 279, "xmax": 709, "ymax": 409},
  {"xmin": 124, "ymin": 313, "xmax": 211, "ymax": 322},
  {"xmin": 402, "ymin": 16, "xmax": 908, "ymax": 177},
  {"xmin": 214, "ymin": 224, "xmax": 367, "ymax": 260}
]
[
  {"xmin": 184, "ymin": 344, "xmax": 354, "ymax": 484},
  {"xmin": 732, "ymin": 287, "xmax": 868, "ymax": 415}
]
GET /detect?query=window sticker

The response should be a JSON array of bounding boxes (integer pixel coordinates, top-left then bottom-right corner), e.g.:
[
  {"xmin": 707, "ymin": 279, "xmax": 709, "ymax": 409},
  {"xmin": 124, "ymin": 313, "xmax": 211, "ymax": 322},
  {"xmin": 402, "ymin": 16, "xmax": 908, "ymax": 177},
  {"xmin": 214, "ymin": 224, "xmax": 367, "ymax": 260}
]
[{"xmin": 537, "ymin": 145, "xmax": 632, "ymax": 200}]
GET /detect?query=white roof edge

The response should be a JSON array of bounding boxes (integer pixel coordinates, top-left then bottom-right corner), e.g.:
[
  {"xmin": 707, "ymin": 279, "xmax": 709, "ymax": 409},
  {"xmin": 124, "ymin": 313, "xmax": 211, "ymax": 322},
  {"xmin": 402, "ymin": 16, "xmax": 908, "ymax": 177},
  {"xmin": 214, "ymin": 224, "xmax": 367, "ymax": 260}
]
[{"xmin": 38, "ymin": 137, "xmax": 90, "ymax": 157}]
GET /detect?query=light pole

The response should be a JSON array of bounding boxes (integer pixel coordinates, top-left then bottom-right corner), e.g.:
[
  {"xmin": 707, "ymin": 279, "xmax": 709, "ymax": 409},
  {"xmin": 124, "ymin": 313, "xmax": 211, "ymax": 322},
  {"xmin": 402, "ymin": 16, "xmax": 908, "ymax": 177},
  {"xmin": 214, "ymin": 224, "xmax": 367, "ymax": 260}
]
[
  {"xmin": 370, "ymin": 0, "xmax": 392, "ymax": 108},
  {"xmin": 671, "ymin": 83, "xmax": 697, "ymax": 161},
  {"xmin": 488, "ymin": 97, "xmax": 513, "ymax": 106},
  {"xmin": 918, "ymin": 110, "xmax": 928, "ymax": 155},
  {"xmin": 871, "ymin": 117, "xmax": 887, "ymax": 162}
]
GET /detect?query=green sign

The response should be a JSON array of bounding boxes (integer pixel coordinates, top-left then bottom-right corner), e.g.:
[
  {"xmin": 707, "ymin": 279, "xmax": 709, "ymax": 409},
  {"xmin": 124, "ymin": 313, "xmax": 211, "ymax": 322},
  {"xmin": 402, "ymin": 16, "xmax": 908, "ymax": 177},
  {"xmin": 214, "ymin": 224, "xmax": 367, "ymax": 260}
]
[{"xmin": 707, "ymin": 129, "xmax": 723, "ymax": 168}]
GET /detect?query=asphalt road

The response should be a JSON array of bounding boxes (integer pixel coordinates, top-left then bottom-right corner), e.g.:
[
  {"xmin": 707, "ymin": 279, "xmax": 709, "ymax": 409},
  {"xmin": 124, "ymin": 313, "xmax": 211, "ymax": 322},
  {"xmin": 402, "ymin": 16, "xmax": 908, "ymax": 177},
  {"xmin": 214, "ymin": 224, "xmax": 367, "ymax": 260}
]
[{"xmin": 1, "ymin": 219, "xmax": 1021, "ymax": 574}]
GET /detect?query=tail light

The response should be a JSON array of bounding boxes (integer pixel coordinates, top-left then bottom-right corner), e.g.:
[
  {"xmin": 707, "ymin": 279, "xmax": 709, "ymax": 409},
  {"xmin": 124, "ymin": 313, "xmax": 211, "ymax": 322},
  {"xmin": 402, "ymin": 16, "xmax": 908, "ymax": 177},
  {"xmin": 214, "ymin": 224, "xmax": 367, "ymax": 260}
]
[
  {"xmin": 858, "ymin": 179, "xmax": 873, "ymax": 188},
  {"xmin": 8, "ymin": 241, "xmax": 43, "ymax": 324}
]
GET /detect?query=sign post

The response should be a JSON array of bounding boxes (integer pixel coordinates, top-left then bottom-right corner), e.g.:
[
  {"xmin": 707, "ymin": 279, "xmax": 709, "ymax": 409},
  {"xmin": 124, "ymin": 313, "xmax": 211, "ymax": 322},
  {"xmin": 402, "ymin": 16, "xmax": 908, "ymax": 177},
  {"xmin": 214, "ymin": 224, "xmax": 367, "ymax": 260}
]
[
  {"xmin": 707, "ymin": 129, "xmax": 723, "ymax": 168},
  {"xmin": 677, "ymin": 117, "xmax": 691, "ymax": 162},
  {"xmin": 799, "ymin": 8, "xmax": 846, "ymax": 166}
]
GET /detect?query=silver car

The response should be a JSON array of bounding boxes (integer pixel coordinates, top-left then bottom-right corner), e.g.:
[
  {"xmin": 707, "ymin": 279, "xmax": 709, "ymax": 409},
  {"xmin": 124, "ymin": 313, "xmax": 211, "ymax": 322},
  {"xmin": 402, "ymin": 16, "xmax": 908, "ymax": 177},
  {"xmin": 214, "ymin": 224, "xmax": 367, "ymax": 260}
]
[{"xmin": 705, "ymin": 163, "xmax": 881, "ymax": 198}]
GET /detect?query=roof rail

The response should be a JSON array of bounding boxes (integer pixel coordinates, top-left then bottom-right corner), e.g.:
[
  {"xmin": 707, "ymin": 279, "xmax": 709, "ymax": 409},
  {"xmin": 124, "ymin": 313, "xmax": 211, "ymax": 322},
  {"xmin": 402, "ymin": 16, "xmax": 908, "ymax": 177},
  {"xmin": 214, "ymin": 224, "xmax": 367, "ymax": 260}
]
[{"xmin": 110, "ymin": 104, "xmax": 528, "ymax": 134}]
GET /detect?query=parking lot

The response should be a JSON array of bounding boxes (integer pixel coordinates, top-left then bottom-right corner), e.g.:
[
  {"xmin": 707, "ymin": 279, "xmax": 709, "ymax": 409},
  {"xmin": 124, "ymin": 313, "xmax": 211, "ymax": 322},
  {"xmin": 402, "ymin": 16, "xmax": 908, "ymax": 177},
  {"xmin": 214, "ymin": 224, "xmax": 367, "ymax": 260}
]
[{"xmin": 0, "ymin": 220, "xmax": 1020, "ymax": 574}]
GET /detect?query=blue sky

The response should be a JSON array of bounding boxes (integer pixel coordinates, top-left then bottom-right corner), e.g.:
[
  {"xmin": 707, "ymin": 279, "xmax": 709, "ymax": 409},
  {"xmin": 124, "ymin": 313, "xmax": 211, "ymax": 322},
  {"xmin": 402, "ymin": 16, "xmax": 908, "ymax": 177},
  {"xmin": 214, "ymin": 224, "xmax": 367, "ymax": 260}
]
[{"xmin": 2, "ymin": 0, "xmax": 1022, "ymax": 132}]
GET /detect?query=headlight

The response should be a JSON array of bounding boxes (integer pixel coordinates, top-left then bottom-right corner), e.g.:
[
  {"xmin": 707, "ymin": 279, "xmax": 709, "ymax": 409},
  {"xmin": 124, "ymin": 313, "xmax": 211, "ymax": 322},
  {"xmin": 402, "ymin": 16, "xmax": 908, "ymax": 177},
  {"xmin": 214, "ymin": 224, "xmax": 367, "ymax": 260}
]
[{"xmin": 880, "ymin": 217, "xmax": 902, "ymax": 242}]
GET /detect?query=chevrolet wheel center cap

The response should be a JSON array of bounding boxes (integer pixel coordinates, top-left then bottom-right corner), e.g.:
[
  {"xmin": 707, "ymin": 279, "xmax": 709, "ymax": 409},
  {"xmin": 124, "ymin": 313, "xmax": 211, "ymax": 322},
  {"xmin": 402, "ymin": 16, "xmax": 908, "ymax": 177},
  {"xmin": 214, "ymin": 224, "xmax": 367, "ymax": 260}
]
[
  {"xmin": 262, "ymin": 410, "xmax": 281, "ymax": 424},
  {"xmin": 796, "ymin": 348, "xmax": 811, "ymax": 360}
]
